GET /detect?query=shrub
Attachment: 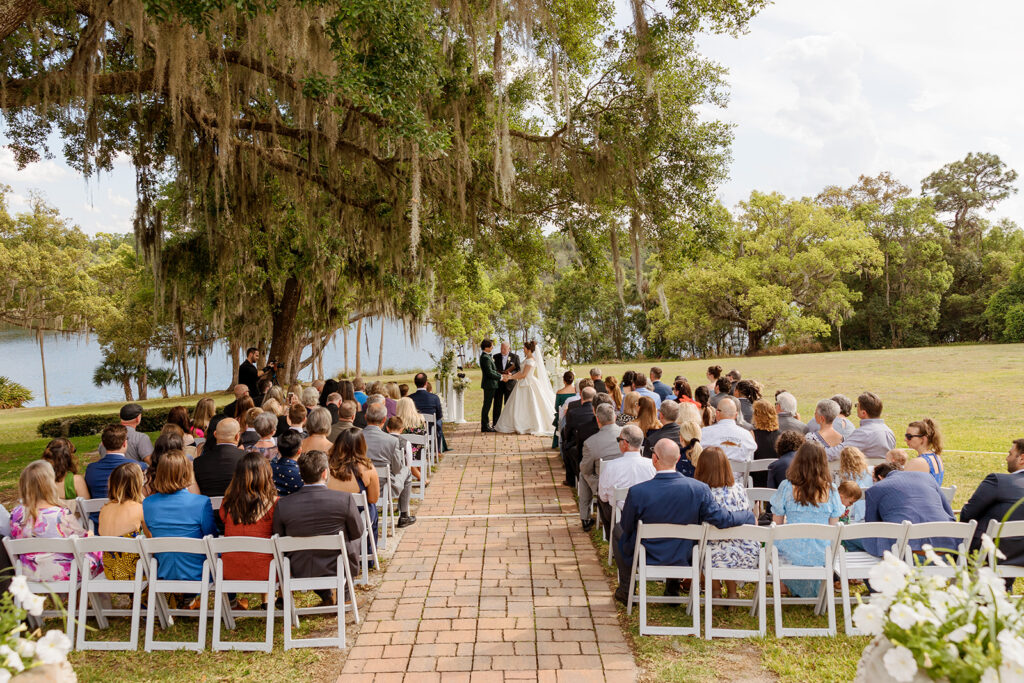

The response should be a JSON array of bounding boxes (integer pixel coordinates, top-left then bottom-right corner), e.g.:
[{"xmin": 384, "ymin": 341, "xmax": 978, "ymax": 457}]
[
  {"xmin": 38, "ymin": 406, "xmax": 176, "ymax": 438},
  {"xmin": 0, "ymin": 377, "xmax": 33, "ymax": 409}
]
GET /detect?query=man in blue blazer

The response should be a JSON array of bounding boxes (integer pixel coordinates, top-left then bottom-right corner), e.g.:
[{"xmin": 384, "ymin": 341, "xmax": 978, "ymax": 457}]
[
  {"xmin": 614, "ymin": 439, "xmax": 755, "ymax": 603},
  {"xmin": 409, "ymin": 372, "xmax": 446, "ymax": 451},
  {"xmin": 861, "ymin": 469, "xmax": 956, "ymax": 557}
]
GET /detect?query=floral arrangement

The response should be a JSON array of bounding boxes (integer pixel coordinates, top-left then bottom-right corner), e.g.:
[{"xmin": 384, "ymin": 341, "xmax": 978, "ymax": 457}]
[
  {"xmin": 0, "ymin": 576, "xmax": 73, "ymax": 681},
  {"xmin": 853, "ymin": 536, "xmax": 1023, "ymax": 682},
  {"xmin": 542, "ymin": 335, "xmax": 570, "ymax": 389}
]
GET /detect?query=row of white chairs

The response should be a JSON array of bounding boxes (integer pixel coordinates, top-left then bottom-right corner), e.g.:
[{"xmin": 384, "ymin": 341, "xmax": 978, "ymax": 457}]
[
  {"xmin": 624, "ymin": 518, "xmax": 984, "ymax": 639},
  {"xmin": 2, "ymin": 531, "xmax": 360, "ymax": 652}
]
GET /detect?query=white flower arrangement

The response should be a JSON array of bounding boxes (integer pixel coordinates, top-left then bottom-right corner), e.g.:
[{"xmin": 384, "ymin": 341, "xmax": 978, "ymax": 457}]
[
  {"xmin": 0, "ymin": 576, "xmax": 73, "ymax": 681},
  {"xmin": 854, "ymin": 535, "xmax": 1022, "ymax": 682}
]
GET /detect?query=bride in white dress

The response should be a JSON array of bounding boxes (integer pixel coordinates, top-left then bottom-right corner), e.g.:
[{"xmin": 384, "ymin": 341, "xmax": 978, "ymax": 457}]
[{"xmin": 494, "ymin": 341, "xmax": 557, "ymax": 436}]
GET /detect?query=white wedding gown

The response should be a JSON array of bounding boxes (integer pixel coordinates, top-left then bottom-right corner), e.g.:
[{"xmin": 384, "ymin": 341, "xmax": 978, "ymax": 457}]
[{"xmin": 494, "ymin": 357, "xmax": 557, "ymax": 436}]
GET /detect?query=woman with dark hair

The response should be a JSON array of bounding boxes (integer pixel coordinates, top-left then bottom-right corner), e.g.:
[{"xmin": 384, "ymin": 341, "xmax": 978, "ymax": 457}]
[
  {"xmin": 694, "ymin": 385, "xmax": 711, "ymax": 410},
  {"xmin": 706, "ymin": 365, "xmax": 723, "ymax": 396},
  {"xmin": 233, "ymin": 395, "xmax": 255, "ymax": 422},
  {"xmin": 673, "ymin": 380, "xmax": 699, "ymax": 408},
  {"xmin": 751, "ymin": 399, "xmax": 781, "ymax": 487},
  {"xmin": 337, "ymin": 380, "xmax": 356, "ymax": 404},
  {"xmin": 770, "ymin": 442, "xmax": 842, "ymax": 596},
  {"xmin": 319, "ymin": 379, "xmax": 340, "ymax": 407},
  {"xmin": 903, "ymin": 418, "xmax": 945, "ymax": 484},
  {"xmin": 328, "ymin": 429, "xmax": 380, "ymax": 544},
  {"xmin": 604, "ymin": 376, "xmax": 622, "ymax": 411},
  {"xmin": 732, "ymin": 379, "xmax": 761, "ymax": 425},
  {"xmin": 166, "ymin": 406, "xmax": 195, "ymax": 448},
  {"xmin": 160, "ymin": 423, "xmax": 196, "ymax": 459},
  {"xmin": 620, "ymin": 370, "xmax": 636, "ymax": 395},
  {"xmin": 695, "ymin": 447, "xmax": 758, "ymax": 599},
  {"xmin": 220, "ymin": 452, "xmax": 278, "ymax": 608},
  {"xmin": 552, "ymin": 371, "xmax": 576, "ymax": 449},
  {"xmin": 42, "ymin": 437, "xmax": 89, "ymax": 501},
  {"xmin": 144, "ymin": 432, "xmax": 199, "ymax": 496}
]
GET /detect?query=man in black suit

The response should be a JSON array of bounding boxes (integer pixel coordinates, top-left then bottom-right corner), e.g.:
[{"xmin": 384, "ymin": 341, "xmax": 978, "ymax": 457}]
[
  {"xmin": 589, "ymin": 368, "xmax": 607, "ymax": 397},
  {"xmin": 561, "ymin": 387, "xmax": 597, "ymax": 488},
  {"xmin": 409, "ymin": 372, "xmax": 446, "ymax": 451},
  {"xmin": 643, "ymin": 400, "xmax": 681, "ymax": 458},
  {"xmin": 238, "ymin": 347, "xmax": 263, "ymax": 397},
  {"xmin": 272, "ymin": 450, "xmax": 365, "ymax": 604},
  {"xmin": 493, "ymin": 342, "xmax": 521, "ymax": 426},
  {"xmin": 961, "ymin": 438, "xmax": 1024, "ymax": 587},
  {"xmin": 193, "ymin": 418, "xmax": 245, "ymax": 497}
]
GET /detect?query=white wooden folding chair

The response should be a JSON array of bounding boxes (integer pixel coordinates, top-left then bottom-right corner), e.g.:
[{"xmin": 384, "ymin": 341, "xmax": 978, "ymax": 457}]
[
  {"xmin": 3, "ymin": 537, "xmax": 79, "ymax": 643},
  {"xmin": 350, "ymin": 491, "xmax": 379, "ymax": 584},
  {"xmin": 607, "ymin": 487, "xmax": 629, "ymax": 566},
  {"xmin": 704, "ymin": 524, "xmax": 773, "ymax": 639},
  {"xmin": 139, "ymin": 536, "xmax": 212, "ymax": 651},
  {"xmin": 985, "ymin": 519, "xmax": 1024, "ymax": 592},
  {"xmin": 903, "ymin": 520, "xmax": 977, "ymax": 577},
  {"xmin": 206, "ymin": 536, "xmax": 278, "ymax": 652},
  {"xmin": 730, "ymin": 461, "xmax": 750, "ymax": 489},
  {"xmin": 769, "ymin": 523, "xmax": 840, "ymax": 637},
  {"xmin": 403, "ymin": 432, "xmax": 430, "ymax": 500},
  {"xmin": 594, "ymin": 459, "xmax": 604, "ymax": 539},
  {"xmin": 420, "ymin": 413, "xmax": 438, "ymax": 466},
  {"xmin": 834, "ymin": 521, "xmax": 911, "ymax": 635},
  {"xmin": 374, "ymin": 463, "xmax": 397, "ymax": 543},
  {"xmin": 273, "ymin": 532, "xmax": 358, "ymax": 649},
  {"xmin": 745, "ymin": 488, "xmax": 776, "ymax": 518},
  {"xmin": 626, "ymin": 521, "xmax": 706, "ymax": 636},
  {"xmin": 75, "ymin": 497, "xmax": 108, "ymax": 533},
  {"xmin": 939, "ymin": 486, "xmax": 957, "ymax": 506},
  {"xmin": 745, "ymin": 459, "xmax": 777, "ymax": 488},
  {"xmin": 73, "ymin": 536, "xmax": 149, "ymax": 650},
  {"xmin": 209, "ymin": 496, "xmax": 224, "ymax": 511}
]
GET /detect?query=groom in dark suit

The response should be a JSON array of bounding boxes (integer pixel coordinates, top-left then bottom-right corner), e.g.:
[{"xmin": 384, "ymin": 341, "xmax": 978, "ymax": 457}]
[
  {"xmin": 493, "ymin": 341, "xmax": 520, "ymax": 427},
  {"xmin": 479, "ymin": 339, "xmax": 504, "ymax": 432}
]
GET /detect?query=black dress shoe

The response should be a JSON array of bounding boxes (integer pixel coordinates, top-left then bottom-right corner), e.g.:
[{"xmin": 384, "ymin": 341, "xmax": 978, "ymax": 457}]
[
  {"xmin": 481, "ymin": 426, "xmax": 496, "ymax": 432},
  {"xmin": 397, "ymin": 514, "xmax": 417, "ymax": 528},
  {"xmin": 613, "ymin": 590, "xmax": 629, "ymax": 606},
  {"xmin": 582, "ymin": 519, "xmax": 595, "ymax": 532}
]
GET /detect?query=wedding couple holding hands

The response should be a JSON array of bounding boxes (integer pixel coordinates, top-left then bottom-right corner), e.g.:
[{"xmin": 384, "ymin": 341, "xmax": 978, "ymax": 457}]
[{"xmin": 479, "ymin": 339, "xmax": 556, "ymax": 436}]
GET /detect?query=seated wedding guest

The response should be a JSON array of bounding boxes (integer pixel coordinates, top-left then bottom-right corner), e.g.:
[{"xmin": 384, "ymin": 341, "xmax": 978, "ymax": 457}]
[
  {"xmin": 766, "ymin": 431, "xmax": 807, "ymax": 489},
  {"xmin": 632, "ymin": 372, "xmax": 662, "ymax": 408},
  {"xmin": 409, "ymin": 372, "xmax": 446, "ymax": 452},
  {"xmin": 143, "ymin": 450, "xmax": 217, "ymax": 597},
  {"xmin": 385, "ymin": 382, "xmax": 401, "ymax": 403},
  {"xmin": 192, "ymin": 397, "xmax": 216, "ymax": 439},
  {"xmin": 872, "ymin": 463, "xmax": 895, "ymax": 482},
  {"xmin": 673, "ymin": 380, "xmax": 700, "ymax": 408},
  {"xmin": 263, "ymin": 385, "xmax": 287, "ymax": 410},
  {"xmin": 605, "ymin": 376, "xmax": 623, "ymax": 411},
  {"xmin": 732, "ymin": 380, "xmax": 759, "ymax": 427},
  {"xmin": 238, "ymin": 406, "xmax": 262, "ymax": 448},
  {"xmin": 398, "ymin": 383, "xmax": 410, "ymax": 398},
  {"xmin": 838, "ymin": 480, "xmax": 863, "ymax": 524},
  {"xmin": 352, "ymin": 378, "xmax": 368, "ymax": 407},
  {"xmin": 706, "ymin": 365, "xmax": 723, "ymax": 396},
  {"xmin": 143, "ymin": 433, "xmax": 198, "ymax": 497},
  {"xmin": 696, "ymin": 446, "xmax": 759, "ymax": 600},
  {"xmin": 701, "ymin": 399, "xmax": 756, "ymax": 463},
  {"xmin": 885, "ymin": 448, "xmax": 908, "ymax": 470},
  {"xmin": 615, "ymin": 391, "xmax": 639, "ymax": 428},
  {"xmin": 588, "ymin": 368, "xmax": 607, "ymax": 396},
  {"xmin": 156, "ymin": 424, "xmax": 195, "ymax": 460},
  {"xmin": 650, "ymin": 367, "xmax": 673, "ymax": 402},
  {"xmin": 328, "ymin": 400, "xmax": 359, "ymax": 443},
  {"xmin": 255, "ymin": 378, "xmax": 273, "ymax": 408},
  {"xmin": 87, "ymin": 425, "xmax": 149, "ymax": 509},
  {"xmin": 10, "ymin": 461, "xmax": 102, "ymax": 582},
  {"xmin": 636, "ymin": 397, "xmax": 661, "ymax": 438},
  {"xmin": 261, "ymin": 397, "xmax": 288, "ymax": 438},
  {"xmin": 770, "ymin": 442, "xmax": 843, "ymax": 597},
  {"xmin": 824, "ymin": 392, "xmax": 895, "ymax": 461},
  {"xmin": 560, "ymin": 378, "xmax": 593, "ymax": 425},
  {"xmin": 859, "ymin": 467, "xmax": 956, "ymax": 557},
  {"xmin": 599, "ymin": 426, "xmax": 656, "ymax": 520},
  {"xmin": 395, "ymin": 397, "xmax": 428, "ymax": 475},
  {"xmin": 98, "ymin": 462, "xmax": 145, "ymax": 581},
  {"xmin": 369, "ymin": 382, "xmax": 397, "ymax": 417},
  {"xmin": 552, "ymin": 371, "xmax": 577, "ymax": 449},
  {"xmin": 220, "ymin": 452, "xmax": 277, "ymax": 608},
  {"xmin": 98, "ymin": 403, "xmax": 154, "ymax": 463},
  {"xmin": 709, "ymin": 377, "xmax": 733, "ymax": 409},
  {"xmin": 620, "ymin": 370, "xmax": 636, "ymax": 396},
  {"xmin": 836, "ymin": 446, "xmax": 872, "ymax": 522},
  {"xmin": 42, "ymin": 437, "xmax": 89, "ymax": 502},
  {"xmin": 805, "ymin": 399, "xmax": 844, "ymax": 449},
  {"xmin": 324, "ymin": 392, "xmax": 342, "ymax": 424},
  {"xmin": 193, "ymin": 418, "xmax": 244, "ymax": 497},
  {"xmin": 676, "ymin": 418, "xmax": 702, "ymax": 478},
  {"xmin": 301, "ymin": 407, "xmax": 334, "ymax": 455},
  {"xmin": 385, "ymin": 416, "xmax": 418, "ymax": 482},
  {"xmin": 562, "ymin": 387, "xmax": 597, "ymax": 487},
  {"xmin": 903, "ymin": 419, "xmax": 945, "ymax": 485},
  {"xmin": 774, "ymin": 392, "xmax": 807, "ymax": 434},
  {"xmin": 286, "ymin": 402, "xmax": 308, "ymax": 437},
  {"xmin": 643, "ymin": 400, "xmax": 681, "ymax": 459},
  {"xmin": 364, "ymin": 403, "xmax": 416, "ymax": 528},
  {"xmin": 806, "ymin": 394, "xmax": 856, "ymax": 439},
  {"xmin": 318, "ymin": 379, "xmax": 340, "ymax": 408},
  {"xmin": 249, "ymin": 412, "xmax": 280, "ymax": 460},
  {"xmin": 694, "ymin": 385, "xmax": 711, "ymax": 411},
  {"xmin": 960, "ymin": 439, "xmax": 1024, "ymax": 588},
  {"xmin": 300, "ymin": 387, "xmax": 319, "ymax": 415},
  {"xmin": 613, "ymin": 439, "xmax": 753, "ymax": 604},
  {"xmin": 355, "ymin": 393, "xmax": 385, "ymax": 428},
  {"xmin": 751, "ymin": 399, "xmax": 780, "ymax": 486},
  {"xmin": 166, "ymin": 406, "xmax": 197, "ymax": 449},
  {"xmin": 272, "ymin": 431, "xmax": 304, "ymax": 496},
  {"xmin": 273, "ymin": 450, "xmax": 365, "ymax": 606},
  {"xmin": 579, "ymin": 403, "xmax": 622, "ymax": 533},
  {"xmin": 328, "ymin": 429, "xmax": 380, "ymax": 547},
  {"xmin": 221, "ymin": 384, "xmax": 251, "ymax": 424}
]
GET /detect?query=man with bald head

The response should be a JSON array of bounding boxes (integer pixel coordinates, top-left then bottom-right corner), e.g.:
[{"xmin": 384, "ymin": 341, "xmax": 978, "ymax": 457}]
[
  {"xmin": 221, "ymin": 383, "xmax": 250, "ymax": 421},
  {"xmin": 193, "ymin": 417, "xmax": 245, "ymax": 497},
  {"xmin": 613, "ymin": 437, "xmax": 755, "ymax": 604},
  {"xmin": 701, "ymin": 396, "xmax": 757, "ymax": 463}
]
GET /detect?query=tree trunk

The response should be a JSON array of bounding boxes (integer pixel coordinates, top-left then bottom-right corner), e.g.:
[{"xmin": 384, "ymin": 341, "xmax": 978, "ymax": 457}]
[
  {"xmin": 203, "ymin": 352, "xmax": 208, "ymax": 393},
  {"xmin": 0, "ymin": 0, "xmax": 35, "ymax": 43},
  {"xmin": 377, "ymin": 322, "xmax": 385, "ymax": 376},
  {"xmin": 228, "ymin": 339, "xmax": 240, "ymax": 389},
  {"xmin": 136, "ymin": 360, "xmax": 149, "ymax": 400},
  {"xmin": 343, "ymin": 327, "xmax": 349, "ymax": 376},
  {"xmin": 629, "ymin": 209, "xmax": 646, "ymax": 302},
  {"xmin": 746, "ymin": 328, "xmax": 767, "ymax": 355},
  {"xmin": 121, "ymin": 379, "xmax": 134, "ymax": 402},
  {"xmin": 355, "ymin": 317, "xmax": 363, "ymax": 377},
  {"xmin": 36, "ymin": 327, "xmax": 49, "ymax": 407},
  {"xmin": 265, "ymin": 277, "xmax": 302, "ymax": 386}
]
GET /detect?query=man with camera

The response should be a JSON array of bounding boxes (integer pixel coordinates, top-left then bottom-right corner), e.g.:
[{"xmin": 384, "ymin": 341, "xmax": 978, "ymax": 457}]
[{"xmin": 239, "ymin": 347, "xmax": 275, "ymax": 396}]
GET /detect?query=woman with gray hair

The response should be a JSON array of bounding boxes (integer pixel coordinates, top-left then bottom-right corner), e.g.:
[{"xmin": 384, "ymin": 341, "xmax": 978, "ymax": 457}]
[
  {"xmin": 249, "ymin": 411, "xmax": 281, "ymax": 460},
  {"xmin": 301, "ymin": 406, "xmax": 333, "ymax": 454},
  {"xmin": 806, "ymin": 399, "xmax": 843, "ymax": 448}
]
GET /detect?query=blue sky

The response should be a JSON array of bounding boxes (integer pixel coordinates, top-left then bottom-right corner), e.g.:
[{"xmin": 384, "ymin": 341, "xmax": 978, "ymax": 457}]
[{"xmin": 2, "ymin": 0, "xmax": 1022, "ymax": 234}]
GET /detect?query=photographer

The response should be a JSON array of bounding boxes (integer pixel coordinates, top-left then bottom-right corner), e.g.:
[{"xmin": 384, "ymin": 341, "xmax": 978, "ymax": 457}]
[{"xmin": 239, "ymin": 347, "xmax": 275, "ymax": 396}]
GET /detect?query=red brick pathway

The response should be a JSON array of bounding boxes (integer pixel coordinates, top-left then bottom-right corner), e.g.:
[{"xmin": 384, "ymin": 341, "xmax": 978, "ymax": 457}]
[{"xmin": 339, "ymin": 425, "xmax": 637, "ymax": 682}]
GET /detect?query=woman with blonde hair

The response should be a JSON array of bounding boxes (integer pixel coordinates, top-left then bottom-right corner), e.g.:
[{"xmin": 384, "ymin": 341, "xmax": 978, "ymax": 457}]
[
  {"xmin": 262, "ymin": 386, "xmax": 287, "ymax": 410},
  {"xmin": 676, "ymin": 402, "xmax": 702, "ymax": 426},
  {"xmin": 617, "ymin": 391, "xmax": 641, "ymax": 426},
  {"xmin": 98, "ymin": 462, "xmax": 145, "ymax": 580},
  {"xmin": 395, "ymin": 396, "xmax": 428, "ymax": 465},
  {"xmin": 385, "ymin": 382, "xmax": 401, "ymax": 400},
  {"xmin": 903, "ymin": 418, "xmax": 945, "ymax": 484},
  {"xmin": 604, "ymin": 376, "xmax": 623, "ymax": 411},
  {"xmin": 751, "ymin": 398, "xmax": 781, "ymax": 486},
  {"xmin": 192, "ymin": 397, "xmax": 216, "ymax": 439},
  {"xmin": 10, "ymin": 461, "xmax": 101, "ymax": 582},
  {"xmin": 677, "ymin": 420, "xmax": 703, "ymax": 477},
  {"xmin": 836, "ymin": 446, "xmax": 872, "ymax": 522},
  {"xmin": 636, "ymin": 396, "xmax": 661, "ymax": 435}
]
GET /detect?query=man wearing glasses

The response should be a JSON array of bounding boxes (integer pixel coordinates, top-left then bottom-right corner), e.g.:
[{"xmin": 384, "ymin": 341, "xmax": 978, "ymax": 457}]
[{"xmin": 598, "ymin": 425, "xmax": 656, "ymax": 517}]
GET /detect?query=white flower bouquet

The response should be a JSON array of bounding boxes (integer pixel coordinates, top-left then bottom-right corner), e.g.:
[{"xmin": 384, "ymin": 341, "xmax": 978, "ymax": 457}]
[
  {"xmin": 0, "ymin": 576, "xmax": 73, "ymax": 681},
  {"xmin": 853, "ymin": 537, "xmax": 1024, "ymax": 682}
]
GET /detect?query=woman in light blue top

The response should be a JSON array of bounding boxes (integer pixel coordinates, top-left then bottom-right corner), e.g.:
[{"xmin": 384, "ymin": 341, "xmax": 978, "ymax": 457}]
[
  {"xmin": 770, "ymin": 442, "xmax": 843, "ymax": 597},
  {"xmin": 835, "ymin": 446, "xmax": 872, "ymax": 522},
  {"xmin": 903, "ymin": 419, "xmax": 944, "ymax": 485}
]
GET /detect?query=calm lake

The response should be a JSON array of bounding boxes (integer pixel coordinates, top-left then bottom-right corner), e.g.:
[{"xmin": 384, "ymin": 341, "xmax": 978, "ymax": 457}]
[{"xmin": 0, "ymin": 320, "xmax": 442, "ymax": 407}]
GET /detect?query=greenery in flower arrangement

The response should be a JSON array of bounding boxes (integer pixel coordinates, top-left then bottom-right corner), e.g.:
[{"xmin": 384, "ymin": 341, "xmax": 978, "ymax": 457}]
[
  {"xmin": 0, "ymin": 577, "xmax": 73, "ymax": 681},
  {"xmin": 431, "ymin": 349, "xmax": 456, "ymax": 386},
  {"xmin": 853, "ymin": 535, "xmax": 1024, "ymax": 682}
]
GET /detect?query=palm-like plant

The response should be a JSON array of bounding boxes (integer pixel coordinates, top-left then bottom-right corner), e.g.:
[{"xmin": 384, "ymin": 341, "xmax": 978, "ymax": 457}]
[
  {"xmin": 146, "ymin": 367, "xmax": 179, "ymax": 399},
  {"xmin": 93, "ymin": 356, "xmax": 141, "ymax": 401}
]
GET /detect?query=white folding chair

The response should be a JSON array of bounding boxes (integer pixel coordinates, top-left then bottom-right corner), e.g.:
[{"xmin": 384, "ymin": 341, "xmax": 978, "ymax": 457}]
[
  {"xmin": 73, "ymin": 536, "xmax": 149, "ymax": 650},
  {"xmin": 373, "ymin": 464, "xmax": 394, "ymax": 548},
  {"xmin": 403, "ymin": 433, "xmax": 430, "ymax": 500},
  {"xmin": 3, "ymin": 537, "xmax": 79, "ymax": 643},
  {"xmin": 139, "ymin": 536, "xmax": 212, "ymax": 651},
  {"xmin": 745, "ymin": 459, "xmax": 777, "ymax": 488},
  {"xmin": 745, "ymin": 488, "xmax": 776, "ymax": 518},
  {"xmin": 209, "ymin": 497, "xmax": 224, "ymax": 511},
  {"xmin": 704, "ymin": 524, "xmax": 773, "ymax": 639},
  {"xmin": 607, "ymin": 487, "xmax": 629, "ymax": 567},
  {"xmin": 626, "ymin": 521, "xmax": 706, "ymax": 636},
  {"xmin": 902, "ymin": 520, "xmax": 977, "ymax": 577},
  {"xmin": 75, "ymin": 497, "xmax": 108, "ymax": 533},
  {"xmin": 940, "ymin": 486, "xmax": 957, "ymax": 506},
  {"xmin": 206, "ymin": 536, "xmax": 278, "ymax": 652},
  {"xmin": 420, "ymin": 413, "xmax": 438, "ymax": 466},
  {"xmin": 986, "ymin": 519, "xmax": 1024, "ymax": 592},
  {"xmin": 769, "ymin": 523, "xmax": 840, "ymax": 637},
  {"xmin": 594, "ymin": 459, "xmax": 604, "ymax": 539},
  {"xmin": 350, "ymin": 491, "xmax": 379, "ymax": 584},
  {"xmin": 273, "ymin": 532, "xmax": 358, "ymax": 649},
  {"xmin": 834, "ymin": 521, "xmax": 911, "ymax": 635},
  {"xmin": 730, "ymin": 461, "xmax": 750, "ymax": 489}
]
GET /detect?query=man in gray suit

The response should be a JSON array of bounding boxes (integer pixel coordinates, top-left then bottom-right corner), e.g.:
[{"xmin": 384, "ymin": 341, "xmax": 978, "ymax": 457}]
[
  {"xmin": 578, "ymin": 403, "xmax": 622, "ymax": 533},
  {"xmin": 363, "ymin": 402, "xmax": 416, "ymax": 527},
  {"xmin": 774, "ymin": 392, "xmax": 809, "ymax": 434}
]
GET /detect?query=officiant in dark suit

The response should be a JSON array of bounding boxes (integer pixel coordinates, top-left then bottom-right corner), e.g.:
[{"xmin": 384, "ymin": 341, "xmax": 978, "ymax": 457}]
[
  {"xmin": 479, "ymin": 339, "xmax": 505, "ymax": 432},
  {"xmin": 493, "ymin": 342, "xmax": 520, "ymax": 426}
]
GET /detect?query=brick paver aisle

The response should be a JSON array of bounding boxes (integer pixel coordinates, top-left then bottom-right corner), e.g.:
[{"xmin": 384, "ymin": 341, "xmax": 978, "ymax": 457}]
[{"xmin": 340, "ymin": 425, "xmax": 638, "ymax": 682}]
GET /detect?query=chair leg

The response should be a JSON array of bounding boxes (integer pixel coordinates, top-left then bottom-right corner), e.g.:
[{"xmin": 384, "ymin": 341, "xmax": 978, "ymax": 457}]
[
  {"xmin": 76, "ymin": 572, "xmax": 90, "ymax": 651},
  {"xmin": 144, "ymin": 579, "xmax": 156, "ymax": 652},
  {"xmin": 212, "ymin": 577, "xmax": 224, "ymax": 650},
  {"xmin": 704, "ymin": 558, "xmax": 712, "ymax": 639},
  {"xmin": 840, "ymin": 562, "xmax": 854, "ymax": 634},
  {"xmin": 344, "ymin": 556, "xmax": 360, "ymax": 624}
]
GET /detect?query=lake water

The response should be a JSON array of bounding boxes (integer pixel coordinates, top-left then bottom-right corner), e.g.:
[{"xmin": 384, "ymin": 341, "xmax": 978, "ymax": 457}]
[{"xmin": 0, "ymin": 320, "xmax": 443, "ymax": 407}]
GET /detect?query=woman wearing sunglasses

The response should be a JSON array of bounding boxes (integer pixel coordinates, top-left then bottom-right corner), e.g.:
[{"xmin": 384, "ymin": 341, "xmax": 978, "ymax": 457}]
[{"xmin": 903, "ymin": 419, "xmax": 945, "ymax": 485}]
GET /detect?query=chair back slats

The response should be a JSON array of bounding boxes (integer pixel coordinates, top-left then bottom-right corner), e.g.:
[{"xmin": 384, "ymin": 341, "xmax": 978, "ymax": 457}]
[
  {"xmin": 402, "ymin": 433, "xmax": 429, "ymax": 446},
  {"xmin": 837, "ymin": 520, "xmax": 910, "ymax": 543},
  {"xmin": 142, "ymin": 536, "xmax": 210, "ymax": 555},
  {"xmin": 746, "ymin": 459, "xmax": 777, "ymax": 473},
  {"xmin": 206, "ymin": 536, "xmax": 277, "ymax": 555},
  {"xmin": 74, "ymin": 535, "xmax": 143, "ymax": 554},
  {"xmin": 704, "ymin": 523, "xmax": 772, "ymax": 544},
  {"xmin": 637, "ymin": 522, "xmax": 705, "ymax": 542},
  {"xmin": 275, "ymin": 533, "xmax": 344, "ymax": 554},
  {"xmin": 770, "ymin": 523, "xmax": 840, "ymax": 543}
]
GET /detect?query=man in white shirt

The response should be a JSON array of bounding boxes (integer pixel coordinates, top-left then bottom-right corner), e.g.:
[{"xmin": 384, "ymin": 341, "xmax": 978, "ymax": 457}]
[
  {"xmin": 599, "ymin": 425, "xmax": 656, "ymax": 511},
  {"xmin": 701, "ymin": 399, "xmax": 756, "ymax": 463}
]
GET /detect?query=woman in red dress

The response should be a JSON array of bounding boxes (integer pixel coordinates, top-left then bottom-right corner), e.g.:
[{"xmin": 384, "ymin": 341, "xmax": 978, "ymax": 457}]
[{"xmin": 219, "ymin": 451, "xmax": 278, "ymax": 609}]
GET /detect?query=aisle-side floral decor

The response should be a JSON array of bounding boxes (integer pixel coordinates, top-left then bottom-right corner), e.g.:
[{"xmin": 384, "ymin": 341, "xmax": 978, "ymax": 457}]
[{"xmin": 1, "ymin": 577, "xmax": 73, "ymax": 681}]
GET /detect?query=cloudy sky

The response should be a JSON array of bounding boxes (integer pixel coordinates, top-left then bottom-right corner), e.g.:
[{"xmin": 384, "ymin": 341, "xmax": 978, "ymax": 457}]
[{"xmin": 2, "ymin": 0, "xmax": 1023, "ymax": 234}]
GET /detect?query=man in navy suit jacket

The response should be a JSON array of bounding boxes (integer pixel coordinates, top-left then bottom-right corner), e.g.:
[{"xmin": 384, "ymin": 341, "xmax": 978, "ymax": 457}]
[
  {"xmin": 409, "ymin": 372, "xmax": 446, "ymax": 451},
  {"xmin": 614, "ymin": 439, "xmax": 754, "ymax": 603},
  {"xmin": 861, "ymin": 470, "xmax": 956, "ymax": 557},
  {"xmin": 960, "ymin": 439, "xmax": 1024, "ymax": 587}
]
